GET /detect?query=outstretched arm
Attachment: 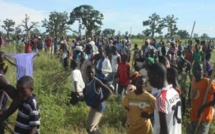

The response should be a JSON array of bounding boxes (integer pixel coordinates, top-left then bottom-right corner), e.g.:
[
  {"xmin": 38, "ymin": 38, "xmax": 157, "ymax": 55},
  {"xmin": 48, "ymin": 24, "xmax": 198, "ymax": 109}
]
[
  {"xmin": 0, "ymin": 78, "xmax": 22, "ymax": 124},
  {"xmin": 4, "ymin": 57, "xmax": 16, "ymax": 66},
  {"xmin": 95, "ymin": 78, "xmax": 111, "ymax": 103}
]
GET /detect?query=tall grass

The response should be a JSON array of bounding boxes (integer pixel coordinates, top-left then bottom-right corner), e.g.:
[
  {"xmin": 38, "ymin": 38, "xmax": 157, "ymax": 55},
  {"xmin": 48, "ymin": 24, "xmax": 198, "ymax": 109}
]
[{"xmin": 3, "ymin": 39, "xmax": 215, "ymax": 134}]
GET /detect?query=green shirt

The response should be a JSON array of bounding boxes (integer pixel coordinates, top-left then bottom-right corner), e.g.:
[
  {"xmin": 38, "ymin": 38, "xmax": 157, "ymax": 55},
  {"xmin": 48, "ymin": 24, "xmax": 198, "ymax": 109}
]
[{"xmin": 193, "ymin": 51, "xmax": 202, "ymax": 62}]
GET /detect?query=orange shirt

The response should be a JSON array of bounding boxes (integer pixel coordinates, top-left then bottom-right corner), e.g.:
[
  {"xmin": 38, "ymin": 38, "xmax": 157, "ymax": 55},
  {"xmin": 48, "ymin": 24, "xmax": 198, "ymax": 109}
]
[{"xmin": 190, "ymin": 78, "xmax": 215, "ymax": 122}]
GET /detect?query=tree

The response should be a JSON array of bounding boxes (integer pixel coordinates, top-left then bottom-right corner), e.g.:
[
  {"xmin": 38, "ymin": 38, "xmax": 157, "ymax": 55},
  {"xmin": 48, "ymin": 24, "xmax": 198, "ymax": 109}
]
[
  {"xmin": 177, "ymin": 30, "xmax": 190, "ymax": 39},
  {"xmin": 14, "ymin": 26, "xmax": 22, "ymax": 35},
  {"xmin": 31, "ymin": 28, "xmax": 40, "ymax": 36},
  {"xmin": 193, "ymin": 33, "xmax": 199, "ymax": 38},
  {"xmin": 42, "ymin": 11, "xmax": 70, "ymax": 38},
  {"xmin": 19, "ymin": 14, "xmax": 38, "ymax": 38},
  {"xmin": 201, "ymin": 33, "xmax": 209, "ymax": 38},
  {"xmin": 102, "ymin": 28, "xmax": 115, "ymax": 37},
  {"xmin": 142, "ymin": 13, "xmax": 164, "ymax": 38},
  {"xmin": 163, "ymin": 15, "xmax": 178, "ymax": 38},
  {"xmin": 68, "ymin": 5, "xmax": 103, "ymax": 37},
  {"xmin": 142, "ymin": 29, "xmax": 151, "ymax": 37},
  {"xmin": 2, "ymin": 19, "xmax": 15, "ymax": 38}
]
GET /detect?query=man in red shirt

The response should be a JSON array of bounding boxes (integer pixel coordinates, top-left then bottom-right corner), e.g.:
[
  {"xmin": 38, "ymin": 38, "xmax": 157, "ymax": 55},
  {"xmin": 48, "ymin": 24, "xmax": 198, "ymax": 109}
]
[{"xmin": 45, "ymin": 36, "xmax": 52, "ymax": 54}]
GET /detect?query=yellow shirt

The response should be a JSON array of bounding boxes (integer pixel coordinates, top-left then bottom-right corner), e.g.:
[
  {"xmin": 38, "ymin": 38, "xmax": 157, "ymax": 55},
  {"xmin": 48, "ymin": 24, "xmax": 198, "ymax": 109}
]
[{"xmin": 122, "ymin": 91, "xmax": 155, "ymax": 134}]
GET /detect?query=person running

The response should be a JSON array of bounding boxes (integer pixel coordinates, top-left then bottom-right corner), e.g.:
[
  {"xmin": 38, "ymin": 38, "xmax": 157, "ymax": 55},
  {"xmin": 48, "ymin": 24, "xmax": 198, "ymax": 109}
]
[
  {"xmin": 148, "ymin": 63, "xmax": 182, "ymax": 134},
  {"xmin": 84, "ymin": 65, "xmax": 111, "ymax": 134},
  {"xmin": 187, "ymin": 62, "xmax": 215, "ymax": 134},
  {"xmin": 122, "ymin": 75, "xmax": 155, "ymax": 134}
]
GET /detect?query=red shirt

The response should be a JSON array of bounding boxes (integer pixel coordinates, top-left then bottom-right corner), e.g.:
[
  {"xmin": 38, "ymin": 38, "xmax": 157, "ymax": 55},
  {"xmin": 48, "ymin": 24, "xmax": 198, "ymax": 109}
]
[
  {"xmin": 46, "ymin": 39, "xmax": 52, "ymax": 48},
  {"xmin": 118, "ymin": 63, "xmax": 130, "ymax": 86},
  {"xmin": 25, "ymin": 43, "xmax": 32, "ymax": 53}
]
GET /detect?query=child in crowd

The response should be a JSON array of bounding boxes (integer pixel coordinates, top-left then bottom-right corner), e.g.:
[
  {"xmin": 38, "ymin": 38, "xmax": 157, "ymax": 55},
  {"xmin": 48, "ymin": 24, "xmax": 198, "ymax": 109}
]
[
  {"xmin": 2, "ymin": 76, "xmax": 40, "ymax": 134},
  {"xmin": 122, "ymin": 75, "xmax": 155, "ymax": 134},
  {"xmin": 70, "ymin": 59, "xmax": 85, "ymax": 105},
  {"xmin": 187, "ymin": 62, "xmax": 215, "ymax": 134},
  {"xmin": 148, "ymin": 63, "xmax": 182, "ymax": 134},
  {"xmin": 84, "ymin": 65, "xmax": 111, "ymax": 134},
  {"xmin": 116, "ymin": 54, "xmax": 130, "ymax": 101}
]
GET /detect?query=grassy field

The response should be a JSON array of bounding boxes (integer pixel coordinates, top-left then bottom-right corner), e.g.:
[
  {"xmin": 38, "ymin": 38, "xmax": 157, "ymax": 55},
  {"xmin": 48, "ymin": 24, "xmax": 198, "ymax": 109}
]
[{"xmin": 3, "ymin": 39, "xmax": 215, "ymax": 134}]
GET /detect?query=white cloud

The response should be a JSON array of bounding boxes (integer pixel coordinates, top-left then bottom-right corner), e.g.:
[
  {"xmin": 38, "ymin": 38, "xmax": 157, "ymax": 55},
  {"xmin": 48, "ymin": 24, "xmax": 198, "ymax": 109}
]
[{"xmin": 0, "ymin": 0, "xmax": 48, "ymax": 33}]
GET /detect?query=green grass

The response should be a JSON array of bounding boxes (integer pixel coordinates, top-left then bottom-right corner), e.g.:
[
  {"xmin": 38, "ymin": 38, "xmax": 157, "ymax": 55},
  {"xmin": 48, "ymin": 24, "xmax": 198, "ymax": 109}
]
[{"xmin": 3, "ymin": 39, "xmax": 215, "ymax": 134}]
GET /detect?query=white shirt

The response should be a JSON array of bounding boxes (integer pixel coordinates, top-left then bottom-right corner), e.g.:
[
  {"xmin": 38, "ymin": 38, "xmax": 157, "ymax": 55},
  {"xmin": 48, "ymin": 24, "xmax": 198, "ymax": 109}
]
[
  {"xmin": 153, "ymin": 85, "xmax": 182, "ymax": 134},
  {"xmin": 111, "ymin": 53, "xmax": 120, "ymax": 72},
  {"xmin": 71, "ymin": 69, "xmax": 85, "ymax": 93},
  {"xmin": 96, "ymin": 58, "xmax": 112, "ymax": 77}
]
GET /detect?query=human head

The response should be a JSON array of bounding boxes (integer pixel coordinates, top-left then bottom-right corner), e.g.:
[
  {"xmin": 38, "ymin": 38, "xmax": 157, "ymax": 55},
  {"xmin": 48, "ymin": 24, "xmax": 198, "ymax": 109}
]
[
  {"xmin": 121, "ymin": 54, "xmax": 128, "ymax": 63},
  {"xmin": 80, "ymin": 51, "xmax": 86, "ymax": 60},
  {"xmin": 134, "ymin": 44, "xmax": 138, "ymax": 48},
  {"xmin": 70, "ymin": 59, "xmax": 78, "ymax": 70},
  {"xmin": 158, "ymin": 56, "xmax": 170, "ymax": 68},
  {"xmin": 167, "ymin": 68, "xmax": 178, "ymax": 86},
  {"xmin": 135, "ymin": 75, "xmax": 148, "ymax": 92},
  {"xmin": 111, "ymin": 45, "xmax": 117, "ymax": 54},
  {"xmin": 86, "ymin": 65, "xmax": 96, "ymax": 79},
  {"xmin": 17, "ymin": 76, "xmax": 34, "ymax": 101},
  {"xmin": 192, "ymin": 62, "xmax": 203, "ymax": 81},
  {"xmin": 145, "ymin": 57, "xmax": 154, "ymax": 69},
  {"xmin": 148, "ymin": 63, "xmax": 167, "ymax": 89}
]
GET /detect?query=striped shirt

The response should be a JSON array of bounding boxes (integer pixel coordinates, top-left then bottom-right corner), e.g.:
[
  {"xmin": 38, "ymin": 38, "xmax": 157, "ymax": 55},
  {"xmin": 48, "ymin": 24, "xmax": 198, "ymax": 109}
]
[{"xmin": 14, "ymin": 94, "xmax": 40, "ymax": 134}]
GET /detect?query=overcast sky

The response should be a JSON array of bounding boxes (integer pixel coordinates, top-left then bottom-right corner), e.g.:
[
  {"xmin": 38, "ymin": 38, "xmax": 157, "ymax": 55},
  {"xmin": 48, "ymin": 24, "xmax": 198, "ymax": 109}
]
[{"xmin": 0, "ymin": 0, "xmax": 214, "ymax": 37}]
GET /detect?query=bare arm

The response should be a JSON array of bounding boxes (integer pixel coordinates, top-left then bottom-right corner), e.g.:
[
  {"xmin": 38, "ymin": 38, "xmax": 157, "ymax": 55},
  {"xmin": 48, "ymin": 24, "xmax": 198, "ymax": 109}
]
[
  {"xmin": 95, "ymin": 78, "xmax": 111, "ymax": 103},
  {"xmin": 159, "ymin": 112, "xmax": 168, "ymax": 134},
  {"xmin": 4, "ymin": 57, "xmax": 16, "ymax": 66},
  {"xmin": 29, "ymin": 126, "xmax": 37, "ymax": 134}
]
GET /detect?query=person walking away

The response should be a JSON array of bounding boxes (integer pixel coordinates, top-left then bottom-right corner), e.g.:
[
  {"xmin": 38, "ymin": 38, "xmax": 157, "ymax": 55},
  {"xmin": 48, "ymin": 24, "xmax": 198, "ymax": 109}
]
[{"xmin": 85, "ymin": 65, "xmax": 111, "ymax": 134}]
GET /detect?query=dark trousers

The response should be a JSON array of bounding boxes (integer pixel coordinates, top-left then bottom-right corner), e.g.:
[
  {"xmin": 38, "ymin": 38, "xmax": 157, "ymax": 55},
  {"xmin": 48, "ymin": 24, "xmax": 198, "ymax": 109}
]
[{"xmin": 0, "ymin": 122, "xmax": 5, "ymax": 134}]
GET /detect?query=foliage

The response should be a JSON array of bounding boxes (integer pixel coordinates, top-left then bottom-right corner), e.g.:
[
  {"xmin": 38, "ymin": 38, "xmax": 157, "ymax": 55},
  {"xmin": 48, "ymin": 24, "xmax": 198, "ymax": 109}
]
[
  {"xmin": 3, "ymin": 39, "xmax": 215, "ymax": 134},
  {"xmin": 42, "ymin": 11, "xmax": 70, "ymax": 38},
  {"xmin": 19, "ymin": 14, "xmax": 38, "ymax": 38},
  {"xmin": 142, "ymin": 13, "xmax": 164, "ymax": 38},
  {"xmin": 68, "ymin": 5, "xmax": 104, "ymax": 37},
  {"xmin": 2, "ymin": 19, "xmax": 15, "ymax": 38},
  {"xmin": 193, "ymin": 33, "xmax": 199, "ymax": 38},
  {"xmin": 201, "ymin": 33, "xmax": 209, "ymax": 38},
  {"xmin": 177, "ymin": 30, "xmax": 190, "ymax": 39},
  {"xmin": 102, "ymin": 28, "xmax": 115, "ymax": 37},
  {"xmin": 163, "ymin": 15, "xmax": 178, "ymax": 38},
  {"xmin": 14, "ymin": 26, "xmax": 22, "ymax": 36}
]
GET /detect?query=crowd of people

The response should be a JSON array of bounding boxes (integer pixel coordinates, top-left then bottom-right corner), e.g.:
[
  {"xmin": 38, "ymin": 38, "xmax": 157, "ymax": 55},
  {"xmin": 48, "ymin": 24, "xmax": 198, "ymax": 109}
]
[{"xmin": 0, "ymin": 33, "xmax": 215, "ymax": 134}]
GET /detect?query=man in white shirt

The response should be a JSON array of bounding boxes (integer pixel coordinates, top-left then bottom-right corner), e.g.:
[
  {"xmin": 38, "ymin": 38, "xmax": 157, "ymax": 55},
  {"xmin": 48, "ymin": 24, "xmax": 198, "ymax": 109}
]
[
  {"xmin": 107, "ymin": 46, "xmax": 121, "ymax": 93},
  {"xmin": 70, "ymin": 59, "xmax": 85, "ymax": 105},
  {"xmin": 148, "ymin": 63, "xmax": 182, "ymax": 134}
]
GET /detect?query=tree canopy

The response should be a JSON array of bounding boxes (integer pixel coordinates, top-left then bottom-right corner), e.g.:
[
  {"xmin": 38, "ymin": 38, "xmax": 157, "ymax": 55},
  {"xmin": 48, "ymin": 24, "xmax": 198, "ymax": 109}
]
[
  {"xmin": 163, "ymin": 15, "xmax": 178, "ymax": 38},
  {"xmin": 177, "ymin": 30, "xmax": 190, "ymax": 38},
  {"xmin": 68, "ymin": 5, "xmax": 103, "ymax": 37},
  {"xmin": 19, "ymin": 14, "xmax": 38, "ymax": 38},
  {"xmin": 142, "ymin": 13, "xmax": 164, "ymax": 38},
  {"xmin": 42, "ymin": 11, "xmax": 70, "ymax": 38},
  {"xmin": 2, "ymin": 19, "xmax": 15, "ymax": 38}
]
